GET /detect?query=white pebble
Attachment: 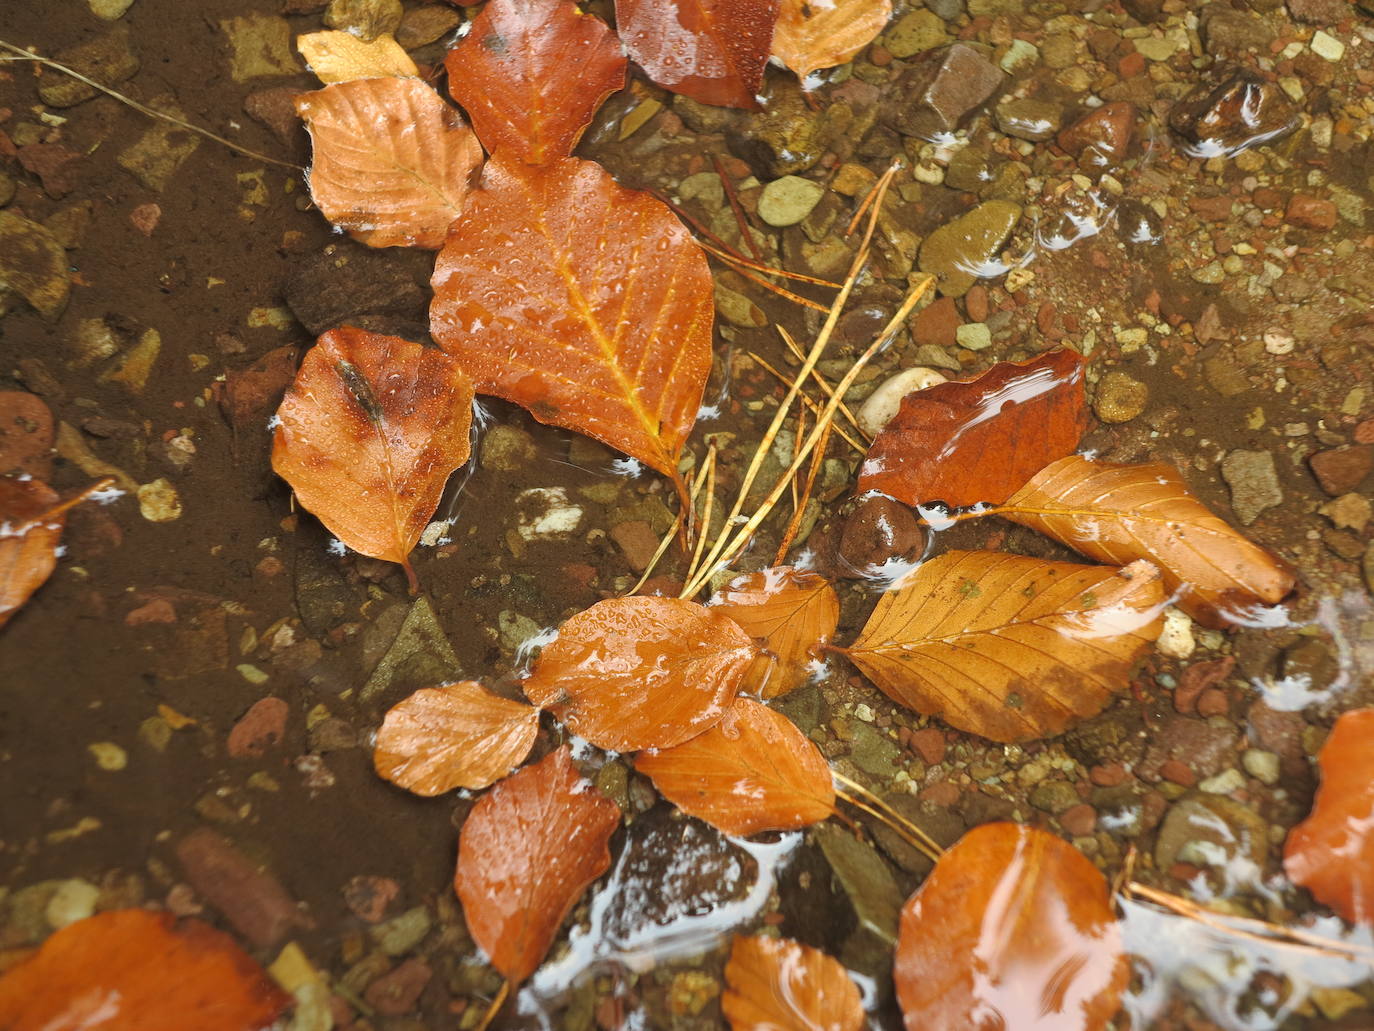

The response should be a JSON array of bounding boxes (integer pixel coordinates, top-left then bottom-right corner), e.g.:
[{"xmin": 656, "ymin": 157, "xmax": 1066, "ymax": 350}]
[
  {"xmin": 856, "ymin": 367, "xmax": 948, "ymax": 437},
  {"xmin": 1156, "ymin": 607, "xmax": 1195, "ymax": 660}
]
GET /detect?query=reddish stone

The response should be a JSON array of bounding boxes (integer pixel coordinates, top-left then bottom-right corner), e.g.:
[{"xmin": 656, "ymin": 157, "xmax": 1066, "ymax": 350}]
[
  {"xmin": 911, "ymin": 296, "xmax": 962, "ymax": 349},
  {"xmin": 17, "ymin": 143, "xmax": 82, "ymax": 198},
  {"xmin": 1160, "ymin": 758, "xmax": 1196, "ymax": 787},
  {"xmin": 125, "ymin": 598, "xmax": 177, "ymax": 626},
  {"xmin": 1190, "ymin": 195, "xmax": 1233, "ymax": 222},
  {"xmin": 1090, "ymin": 762, "xmax": 1128, "ymax": 787},
  {"xmin": 129, "ymin": 202, "xmax": 161, "ymax": 236},
  {"xmin": 920, "ymin": 780, "xmax": 960, "ymax": 807},
  {"xmin": 243, "ymin": 87, "xmax": 307, "ymax": 144},
  {"xmin": 1058, "ymin": 102, "xmax": 1136, "ymax": 165},
  {"xmin": 0, "ymin": 391, "xmax": 54, "ymax": 479},
  {"xmin": 908, "ymin": 727, "xmax": 946, "ymax": 765},
  {"xmin": 1309, "ymin": 444, "xmax": 1373, "ymax": 495},
  {"xmin": 175, "ymin": 828, "xmax": 311, "ymax": 948},
  {"xmin": 1173, "ymin": 656, "xmax": 1235, "ymax": 714},
  {"xmin": 1060, "ymin": 803, "xmax": 1097, "ymax": 837},
  {"xmin": 1118, "ymin": 51, "xmax": 1146, "ymax": 79},
  {"xmin": 364, "ymin": 958, "xmax": 432, "ymax": 1016},
  {"xmin": 1169, "ymin": 862, "xmax": 1203, "ymax": 882},
  {"xmin": 228, "ymin": 697, "xmax": 289, "ymax": 758},
  {"xmin": 343, "ymin": 876, "xmax": 401, "ymax": 923},
  {"xmin": 1196, "ymin": 688, "xmax": 1230, "ymax": 718},
  {"xmin": 1251, "ymin": 186, "xmax": 1284, "ymax": 210},
  {"xmin": 1354, "ymin": 419, "xmax": 1374, "ymax": 445},
  {"xmin": 609, "ymin": 519, "xmax": 660, "ymax": 573},
  {"xmin": 220, "ymin": 346, "xmax": 300, "ymax": 437},
  {"xmin": 1285, "ymin": 194, "xmax": 1338, "ymax": 231},
  {"xmin": 964, "ymin": 285, "xmax": 990, "ymax": 323}
]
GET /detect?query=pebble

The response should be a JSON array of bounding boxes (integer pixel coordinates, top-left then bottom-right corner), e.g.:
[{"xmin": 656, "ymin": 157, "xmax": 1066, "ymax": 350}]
[
  {"xmin": 228, "ymin": 697, "xmax": 289, "ymax": 758},
  {"xmin": 479, "ymin": 425, "xmax": 535, "ymax": 472},
  {"xmin": 343, "ymin": 875, "xmax": 400, "ymax": 923},
  {"xmin": 1168, "ymin": 70, "xmax": 1299, "ymax": 155},
  {"xmin": 515, "ymin": 486, "xmax": 583, "ymax": 540},
  {"xmin": 219, "ymin": 14, "xmax": 300, "ymax": 81},
  {"xmin": 371, "ymin": 905, "xmax": 432, "ymax": 955},
  {"xmin": 88, "ymin": 742, "xmax": 128, "ymax": 771},
  {"xmin": 323, "ymin": 0, "xmax": 402, "ymax": 41},
  {"xmin": 715, "ymin": 284, "xmax": 765, "ymax": 328},
  {"xmin": 1241, "ymin": 748, "xmax": 1280, "ymax": 786},
  {"xmin": 610, "ymin": 520, "xmax": 661, "ymax": 573},
  {"xmin": 1057, "ymin": 102, "xmax": 1135, "ymax": 166},
  {"xmin": 1262, "ymin": 328, "xmax": 1295, "ymax": 355},
  {"xmin": 45, "ymin": 880, "xmax": 100, "ymax": 929},
  {"xmin": 1309, "ymin": 445, "xmax": 1373, "ymax": 496},
  {"xmin": 908, "ymin": 728, "xmax": 946, "ymax": 765},
  {"xmin": 955, "ymin": 322, "xmax": 991, "ymax": 350},
  {"xmin": 0, "ymin": 213, "xmax": 71, "ymax": 319},
  {"xmin": 918, "ymin": 200, "xmax": 1021, "ymax": 298},
  {"xmin": 365, "ymin": 957, "xmax": 432, "ymax": 1016},
  {"xmin": 1199, "ymin": 768, "xmax": 1245, "ymax": 795},
  {"xmin": 1219, "ymin": 449, "xmax": 1283, "ymax": 525},
  {"xmin": 1156, "ymin": 608, "xmax": 1195, "ymax": 660},
  {"xmin": 1285, "ymin": 194, "xmax": 1338, "ymax": 231},
  {"xmin": 39, "ymin": 27, "xmax": 140, "ymax": 107},
  {"xmin": 395, "ymin": 5, "xmax": 460, "ymax": 48},
  {"xmin": 1319, "ymin": 493, "xmax": 1371, "ymax": 532},
  {"xmin": 1310, "ymin": 29, "xmax": 1346, "ymax": 61},
  {"xmin": 88, "ymin": 0, "xmax": 135, "ymax": 17},
  {"xmin": 1154, "ymin": 794, "xmax": 1267, "ymax": 871},
  {"xmin": 726, "ymin": 86, "xmax": 824, "ymax": 177},
  {"xmin": 137, "ymin": 479, "xmax": 183, "ymax": 522},
  {"xmin": 856, "ymin": 367, "xmax": 948, "ymax": 437},
  {"xmin": 884, "ymin": 10, "xmax": 949, "ymax": 58},
  {"xmin": 890, "ymin": 43, "xmax": 1005, "ymax": 139},
  {"xmin": 999, "ymin": 39, "xmax": 1038, "ymax": 75},
  {"xmin": 836, "ymin": 495, "xmax": 924, "ymax": 575},
  {"xmin": 758, "ymin": 176, "xmax": 825, "ymax": 227},
  {"xmin": 995, "ymin": 98, "xmax": 1062, "ymax": 142},
  {"xmin": 176, "ymin": 828, "xmax": 311, "ymax": 947},
  {"xmin": 1093, "ymin": 371, "xmax": 1148, "ymax": 423}
]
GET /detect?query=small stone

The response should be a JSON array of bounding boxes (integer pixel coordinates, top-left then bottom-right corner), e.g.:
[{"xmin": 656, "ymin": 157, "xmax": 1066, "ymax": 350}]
[
  {"xmin": 918, "ymin": 200, "xmax": 1020, "ymax": 298},
  {"xmin": 479, "ymin": 425, "xmax": 535, "ymax": 472},
  {"xmin": 855, "ymin": 367, "xmax": 948, "ymax": 437},
  {"xmin": 1200, "ymin": 7, "xmax": 1275, "ymax": 56},
  {"xmin": 325, "ymin": 0, "xmax": 403, "ymax": 41},
  {"xmin": 117, "ymin": 99, "xmax": 203, "ymax": 192},
  {"xmin": 1156, "ymin": 608, "xmax": 1195, "ymax": 660},
  {"xmin": 836, "ymin": 495, "xmax": 924, "ymax": 576},
  {"xmin": 1029, "ymin": 780, "xmax": 1079, "ymax": 814},
  {"xmin": 758, "ymin": 175, "xmax": 825, "ymax": 227},
  {"xmin": 830, "ymin": 164, "xmax": 875, "ymax": 198},
  {"xmin": 39, "ymin": 27, "xmax": 139, "ymax": 107},
  {"xmin": 343, "ymin": 875, "xmax": 400, "ymax": 923},
  {"xmin": 1060, "ymin": 804, "xmax": 1097, "ymax": 837},
  {"xmin": 1310, "ymin": 30, "xmax": 1346, "ymax": 61},
  {"xmin": 243, "ymin": 88, "xmax": 308, "ymax": 145},
  {"xmin": 89, "ymin": 742, "xmax": 128, "ymax": 770},
  {"xmin": 1241, "ymin": 748, "xmax": 1280, "ymax": 786},
  {"xmin": 1263, "ymin": 328, "xmax": 1295, "ymax": 355},
  {"xmin": 395, "ymin": 5, "xmax": 461, "ymax": 49},
  {"xmin": 610, "ymin": 520, "xmax": 661, "ymax": 573},
  {"xmin": 1168, "ymin": 70, "xmax": 1299, "ymax": 156},
  {"xmin": 89, "ymin": 0, "xmax": 135, "ymax": 19},
  {"xmin": 365, "ymin": 957, "xmax": 431, "ymax": 1016},
  {"xmin": 102, "ymin": 329, "xmax": 161, "ymax": 394},
  {"xmin": 725, "ymin": 84, "xmax": 825, "ymax": 177},
  {"xmin": 1093, "ymin": 371, "xmax": 1148, "ymax": 423},
  {"xmin": 885, "ymin": 10, "xmax": 950, "ymax": 58},
  {"xmin": 1134, "ymin": 34, "xmax": 1183, "ymax": 61},
  {"xmin": 889, "ymin": 43, "xmax": 1005, "ymax": 140},
  {"xmin": 1285, "ymin": 194, "xmax": 1338, "ymax": 231},
  {"xmin": 1311, "ymin": 987, "xmax": 1369, "ymax": 1022},
  {"xmin": 1220, "ymin": 449, "xmax": 1283, "ymax": 524},
  {"xmin": 1199, "ymin": 768, "xmax": 1245, "ymax": 794},
  {"xmin": 1309, "ymin": 445, "xmax": 1373, "ymax": 495},
  {"xmin": 228, "ymin": 697, "xmax": 289, "ymax": 758},
  {"xmin": 1155, "ymin": 794, "xmax": 1267, "ymax": 871},
  {"xmin": 715, "ymin": 283, "xmax": 766, "ymax": 328},
  {"xmin": 0, "ymin": 212, "xmax": 70, "ymax": 319},
  {"xmin": 911, "ymin": 296, "xmax": 962, "ymax": 348},
  {"xmin": 45, "ymin": 880, "xmax": 100, "ymax": 929},
  {"xmin": 285, "ymin": 242, "xmax": 428, "ymax": 336},
  {"xmin": 995, "ymin": 98, "xmax": 1062, "ymax": 142},
  {"xmin": 1319, "ymin": 493, "xmax": 1371, "ymax": 532},
  {"xmin": 137, "ymin": 479, "xmax": 182, "ymax": 523},
  {"xmin": 371, "ymin": 905, "xmax": 431, "ymax": 955},
  {"xmin": 176, "ymin": 828, "xmax": 311, "ymax": 948},
  {"xmin": 1287, "ymin": 0, "xmax": 1349, "ymax": 21},
  {"xmin": 515, "ymin": 486, "xmax": 582, "ymax": 540},
  {"xmin": 1057, "ymin": 103, "xmax": 1135, "ymax": 167},
  {"xmin": 219, "ymin": 14, "xmax": 301, "ymax": 81},
  {"xmin": 954, "ymin": 322, "xmax": 991, "ymax": 350}
]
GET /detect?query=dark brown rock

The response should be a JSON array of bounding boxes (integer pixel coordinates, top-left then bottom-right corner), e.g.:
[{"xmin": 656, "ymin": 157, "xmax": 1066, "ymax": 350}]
[
  {"xmin": 1137, "ymin": 715, "xmax": 1239, "ymax": 782},
  {"xmin": 0, "ymin": 391, "xmax": 53, "ymax": 479},
  {"xmin": 17, "ymin": 144, "xmax": 82, "ymax": 199},
  {"xmin": 1310, "ymin": 445, "xmax": 1373, "ymax": 495},
  {"xmin": 38, "ymin": 27, "xmax": 139, "ymax": 108},
  {"xmin": 1200, "ymin": 6, "xmax": 1276, "ymax": 56},
  {"xmin": 836, "ymin": 495, "xmax": 924, "ymax": 576},
  {"xmin": 888, "ymin": 43, "xmax": 1005, "ymax": 139},
  {"xmin": 284, "ymin": 241, "xmax": 429, "ymax": 336},
  {"xmin": 610, "ymin": 519, "xmax": 661, "ymax": 573},
  {"xmin": 1168, "ymin": 70, "xmax": 1300, "ymax": 156},
  {"xmin": 1173, "ymin": 656, "xmax": 1235, "ymax": 714},
  {"xmin": 243, "ymin": 87, "xmax": 307, "ymax": 145},
  {"xmin": 1285, "ymin": 194, "xmax": 1338, "ymax": 231},
  {"xmin": 1286, "ymin": 0, "xmax": 1350, "ymax": 22},
  {"xmin": 220, "ymin": 345, "xmax": 300, "ymax": 437},
  {"xmin": 1057, "ymin": 102, "xmax": 1135, "ymax": 167},
  {"xmin": 343, "ymin": 875, "xmax": 400, "ymax": 923},
  {"xmin": 175, "ymin": 828, "xmax": 311, "ymax": 947},
  {"xmin": 365, "ymin": 958, "xmax": 432, "ymax": 1016}
]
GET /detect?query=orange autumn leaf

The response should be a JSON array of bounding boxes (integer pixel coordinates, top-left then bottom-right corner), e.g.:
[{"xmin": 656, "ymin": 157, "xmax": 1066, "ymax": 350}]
[
  {"xmin": 0, "ymin": 908, "xmax": 290, "ymax": 1031},
  {"xmin": 857, "ymin": 349, "xmax": 1088, "ymax": 509},
  {"xmin": 722, "ymin": 934, "xmax": 863, "ymax": 1031},
  {"xmin": 522, "ymin": 596, "xmax": 757, "ymax": 751},
  {"xmin": 709, "ymin": 566, "xmax": 838, "ymax": 699},
  {"xmin": 1284, "ymin": 708, "xmax": 1374, "ymax": 925},
  {"xmin": 637, "ymin": 698, "xmax": 834, "ymax": 836},
  {"xmin": 374, "ymin": 681, "xmax": 540, "ymax": 795},
  {"xmin": 1003, "ymin": 455, "xmax": 1296, "ymax": 628},
  {"xmin": 772, "ymin": 0, "xmax": 893, "ymax": 84},
  {"xmin": 296, "ymin": 76, "xmax": 483, "ymax": 249},
  {"xmin": 455, "ymin": 745, "xmax": 620, "ymax": 984},
  {"xmin": 840, "ymin": 550, "xmax": 1164, "ymax": 744},
  {"xmin": 614, "ymin": 0, "xmax": 779, "ymax": 109},
  {"xmin": 297, "ymin": 30, "xmax": 419, "ymax": 83},
  {"xmin": 1, "ymin": 476, "xmax": 111, "ymax": 630},
  {"xmin": 271, "ymin": 327, "xmax": 474, "ymax": 591},
  {"xmin": 895, "ymin": 823, "xmax": 1128, "ymax": 1031},
  {"xmin": 445, "ymin": 0, "xmax": 627, "ymax": 164},
  {"xmin": 430, "ymin": 155, "xmax": 713, "ymax": 502}
]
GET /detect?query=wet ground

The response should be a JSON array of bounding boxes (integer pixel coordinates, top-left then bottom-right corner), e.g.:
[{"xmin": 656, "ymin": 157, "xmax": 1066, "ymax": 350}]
[{"xmin": 2, "ymin": 0, "xmax": 1373, "ymax": 1028}]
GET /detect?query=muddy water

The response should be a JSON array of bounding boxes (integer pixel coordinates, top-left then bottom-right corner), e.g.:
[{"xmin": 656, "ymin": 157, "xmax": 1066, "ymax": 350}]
[{"xmin": 2, "ymin": 0, "xmax": 1374, "ymax": 1029}]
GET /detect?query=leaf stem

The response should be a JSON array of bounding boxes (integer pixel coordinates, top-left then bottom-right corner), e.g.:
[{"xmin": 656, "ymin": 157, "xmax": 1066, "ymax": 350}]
[
  {"xmin": 833, "ymin": 771, "xmax": 945, "ymax": 863},
  {"xmin": 9, "ymin": 477, "xmax": 117, "ymax": 535},
  {"xmin": 472, "ymin": 979, "xmax": 510, "ymax": 1031}
]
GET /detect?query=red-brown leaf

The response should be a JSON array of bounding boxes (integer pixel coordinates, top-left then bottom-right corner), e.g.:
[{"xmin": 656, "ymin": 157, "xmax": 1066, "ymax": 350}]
[
  {"xmin": 0, "ymin": 908, "xmax": 291, "ymax": 1031},
  {"xmin": 296, "ymin": 76, "xmax": 483, "ymax": 249},
  {"xmin": 374, "ymin": 681, "xmax": 540, "ymax": 795},
  {"xmin": 709, "ymin": 566, "xmax": 839, "ymax": 699},
  {"xmin": 271, "ymin": 328, "xmax": 474, "ymax": 588},
  {"xmin": 1003, "ymin": 455, "xmax": 1296, "ymax": 627},
  {"xmin": 445, "ymin": 0, "xmax": 627, "ymax": 164},
  {"xmin": 614, "ymin": 0, "xmax": 779, "ymax": 109},
  {"xmin": 455, "ymin": 745, "xmax": 621, "ymax": 984},
  {"xmin": 636, "ymin": 698, "xmax": 835, "ymax": 835},
  {"xmin": 0, "ymin": 477, "xmax": 64, "ymax": 630},
  {"xmin": 722, "ymin": 934, "xmax": 863, "ymax": 1031},
  {"xmin": 522, "ymin": 596, "xmax": 758, "ymax": 751},
  {"xmin": 895, "ymin": 823, "xmax": 1128, "ymax": 1031},
  {"xmin": 857, "ymin": 349, "xmax": 1088, "ymax": 509},
  {"xmin": 1284, "ymin": 707, "xmax": 1374, "ymax": 925},
  {"xmin": 430, "ymin": 155, "xmax": 713, "ymax": 496}
]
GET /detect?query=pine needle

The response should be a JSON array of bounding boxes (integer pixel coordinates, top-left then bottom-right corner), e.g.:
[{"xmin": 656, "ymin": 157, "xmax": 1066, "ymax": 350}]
[
  {"xmin": 629, "ymin": 445, "xmax": 715, "ymax": 596},
  {"xmin": 684, "ymin": 443, "xmax": 719, "ymax": 589},
  {"xmin": 697, "ymin": 239, "xmax": 843, "ymax": 288},
  {"xmin": 705, "ymin": 246, "xmax": 830, "ymax": 312},
  {"xmin": 779, "ymin": 326, "xmax": 871, "ymax": 442},
  {"xmin": 713, "ymin": 154, "xmax": 764, "ymax": 262},
  {"xmin": 833, "ymin": 772, "xmax": 943, "ymax": 864},
  {"xmin": 747, "ymin": 351, "xmax": 864, "ymax": 454}
]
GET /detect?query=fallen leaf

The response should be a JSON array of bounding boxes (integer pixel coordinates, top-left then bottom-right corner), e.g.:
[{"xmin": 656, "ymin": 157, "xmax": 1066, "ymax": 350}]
[
  {"xmin": 636, "ymin": 698, "xmax": 835, "ymax": 836},
  {"xmin": 857, "ymin": 349, "xmax": 1088, "ymax": 509},
  {"xmin": 296, "ymin": 76, "xmax": 483, "ymax": 249},
  {"xmin": 1284, "ymin": 707, "xmax": 1374, "ymax": 925},
  {"xmin": 297, "ymin": 30, "xmax": 419, "ymax": 83},
  {"xmin": 614, "ymin": 0, "xmax": 779, "ymax": 109},
  {"xmin": 772, "ymin": 0, "xmax": 893, "ymax": 84},
  {"xmin": 1003, "ymin": 455, "xmax": 1296, "ymax": 628},
  {"xmin": 455, "ymin": 745, "xmax": 621, "ymax": 984},
  {"xmin": 895, "ymin": 823, "xmax": 1128, "ymax": 1031},
  {"xmin": 722, "ymin": 933, "xmax": 863, "ymax": 1031},
  {"xmin": 522, "ymin": 596, "xmax": 757, "ymax": 751},
  {"xmin": 1, "ymin": 477, "xmax": 110, "ymax": 631},
  {"xmin": 271, "ymin": 327, "xmax": 475, "ymax": 591},
  {"xmin": 430, "ymin": 155, "xmax": 713, "ymax": 502},
  {"xmin": 374, "ymin": 681, "xmax": 540, "ymax": 795},
  {"xmin": 0, "ymin": 908, "xmax": 291, "ymax": 1031},
  {"xmin": 840, "ymin": 550, "xmax": 1164, "ymax": 743},
  {"xmin": 445, "ymin": 0, "xmax": 627, "ymax": 163},
  {"xmin": 0, "ymin": 391, "xmax": 55, "ymax": 479},
  {"xmin": 709, "ymin": 566, "xmax": 838, "ymax": 698}
]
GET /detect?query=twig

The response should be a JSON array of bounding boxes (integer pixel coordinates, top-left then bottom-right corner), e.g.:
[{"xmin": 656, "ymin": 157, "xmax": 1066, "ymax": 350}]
[
  {"xmin": 778, "ymin": 326, "xmax": 870, "ymax": 442},
  {"xmin": 776, "ymin": 408, "xmax": 829, "ymax": 563},
  {"xmin": 0, "ymin": 39, "xmax": 303, "ymax": 171},
  {"xmin": 833, "ymin": 771, "xmax": 944, "ymax": 864},
  {"xmin": 628, "ymin": 446, "xmax": 716, "ymax": 596},
  {"xmin": 11, "ymin": 477, "xmax": 116, "ymax": 534},
  {"xmin": 697, "ymin": 239, "xmax": 842, "ymax": 288},
  {"xmin": 713, "ymin": 154, "xmax": 764, "ymax": 262},
  {"xmin": 472, "ymin": 980, "xmax": 510, "ymax": 1031},
  {"xmin": 683, "ymin": 444, "xmax": 719, "ymax": 589},
  {"xmin": 703, "ymin": 247, "xmax": 830, "ymax": 313},
  {"xmin": 747, "ymin": 351, "xmax": 864, "ymax": 454}
]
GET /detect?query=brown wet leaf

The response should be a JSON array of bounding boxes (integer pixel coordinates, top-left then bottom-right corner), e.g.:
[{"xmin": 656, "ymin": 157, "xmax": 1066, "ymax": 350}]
[
  {"xmin": 840, "ymin": 550, "xmax": 1164, "ymax": 743},
  {"xmin": 455, "ymin": 745, "xmax": 620, "ymax": 984},
  {"xmin": 374, "ymin": 681, "xmax": 540, "ymax": 795},
  {"xmin": 430, "ymin": 155, "xmax": 713, "ymax": 500},
  {"xmin": 857, "ymin": 349, "xmax": 1088, "ymax": 509},
  {"xmin": 1284, "ymin": 707, "xmax": 1374, "ymax": 925},
  {"xmin": 637, "ymin": 698, "xmax": 833, "ymax": 836},
  {"xmin": 445, "ymin": 0, "xmax": 627, "ymax": 164},
  {"xmin": 895, "ymin": 823, "xmax": 1128, "ymax": 1031},
  {"xmin": 614, "ymin": 0, "xmax": 779, "ymax": 109},
  {"xmin": 271, "ymin": 327, "xmax": 474, "ymax": 591},
  {"xmin": 296, "ymin": 76, "xmax": 483, "ymax": 249},
  {"xmin": 0, "ymin": 908, "xmax": 291, "ymax": 1031},
  {"xmin": 0, "ymin": 391, "xmax": 54, "ymax": 479},
  {"xmin": 0, "ymin": 477, "xmax": 108, "ymax": 631},
  {"xmin": 522, "ymin": 596, "xmax": 758, "ymax": 751},
  {"xmin": 1003, "ymin": 455, "xmax": 1296, "ymax": 628},
  {"xmin": 772, "ymin": 0, "xmax": 892, "ymax": 84},
  {"xmin": 297, "ymin": 30, "xmax": 419, "ymax": 83},
  {"xmin": 709, "ymin": 566, "xmax": 838, "ymax": 698},
  {"xmin": 722, "ymin": 933, "xmax": 863, "ymax": 1031}
]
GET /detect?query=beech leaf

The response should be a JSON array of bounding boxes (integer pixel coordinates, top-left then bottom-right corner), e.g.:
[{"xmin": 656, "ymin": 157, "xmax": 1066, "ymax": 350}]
[
  {"xmin": 271, "ymin": 327, "xmax": 475, "ymax": 590},
  {"xmin": 895, "ymin": 823, "xmax": 1128, "ymax": 1031},
  {"xmin": 445, "ymin": 0, "xmax": 627, "ymax": 164},
  {"xmin": 1, "ymin": 477, "xmax": 109, "ymax": 630},
  {"xmin": 840, "ymin": 550, "xmax": 1165, "ymax": 743},
  {"xmin": 857, "ymin": 349, "xmax": 1088, "ymax": 509},
  {"xmin": 722, "ymin": 934, "xmax": 864, "ymax": 1031},
  {"xmin": 297, "ymin": 30, "xmax": 419, "ymax": 83},
  {"xmin": 0, "ymin": 908, "xmax": 291, "ymax": 1031},
  {"xmin": 374, "ymin": 681, "xmax": 540, "ymax": 796},
  {"xmin": 709, "ymin": 566, "xmax": 839, "ymax": 699},
  {"xmin": 1284, "ymin": 707, "xmax": 1374, "ymax": 925},
  {"xmin": 772, "ymin": 0, "xmax": 893, "ymax": 84},
  {"xmin": 296, "ymin": 76, "xmax": 483, "ymax": 249},
  {"xmin": 522, "ymin": 596, "xmax": 757, "ymax": 751},
  {"xmin": 430, "ymin": 155, "xmax": 713, "ymax": 500},
  {"xmin": 614, "ymin": 0, "xmax": 780, "ymax": 109},
  {"xmin": 455, "ymin": 745, "xmax": 621, "ymax": 984},
  {"xmin": 636, "ymin": 698, "xmax": 835, "ymax": 836},
  {"xmin": 1003, "ymin": 455, "xmax": 1296, "ymax": 628}
]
